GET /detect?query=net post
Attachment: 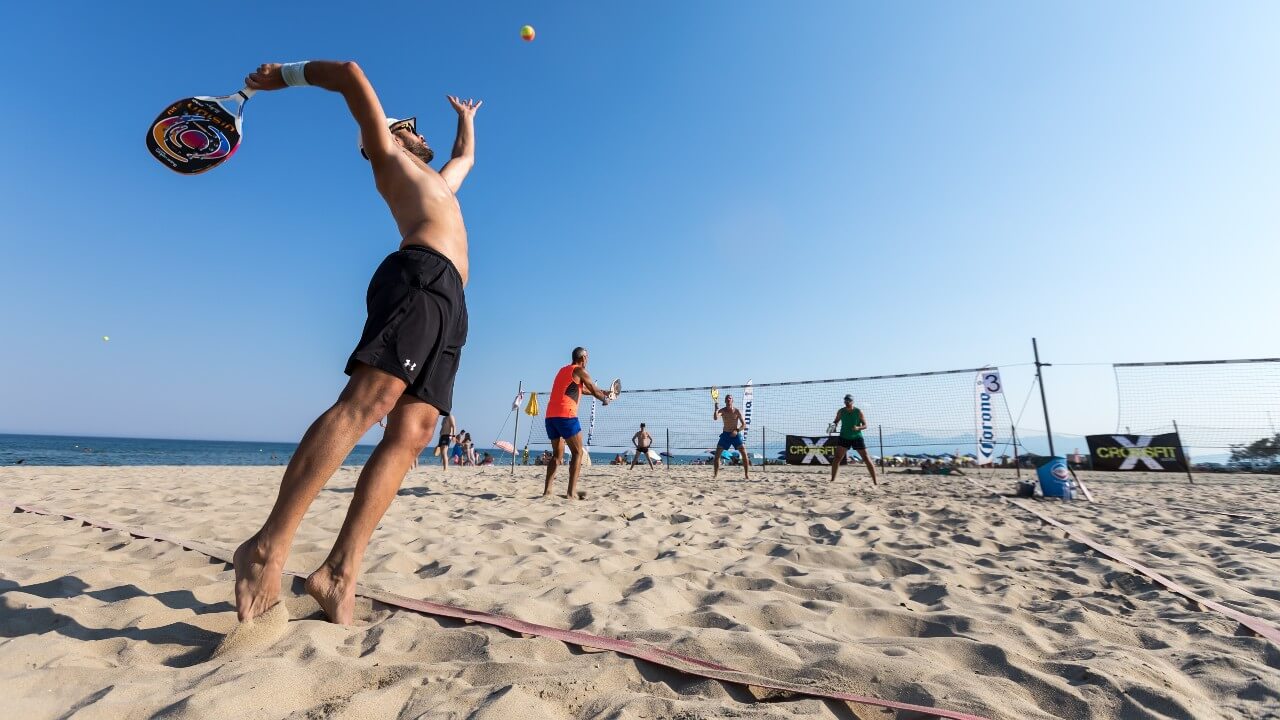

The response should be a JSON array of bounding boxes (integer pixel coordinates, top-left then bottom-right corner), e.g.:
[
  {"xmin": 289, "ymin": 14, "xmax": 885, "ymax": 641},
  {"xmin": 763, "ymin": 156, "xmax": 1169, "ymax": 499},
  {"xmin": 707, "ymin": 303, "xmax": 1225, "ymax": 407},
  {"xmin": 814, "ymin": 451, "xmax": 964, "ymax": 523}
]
[
  {"xmin": 1033, "ymin": 337, "xmax": 1056, "ymax": 457},
  {"xmin": 1012, "ymin": 425, "xmax": 1020, "ymax": 480},
  {"xmin": 510, "ymin": 381, "xmax": 521, "ymax": 477},
  {"xmin": 1172, "ymin": 419, "xmax": 1195, "ymax": 484},
  {"xmin": 878, "ymin": 425, "xmax": 884, "ymax": 473}
]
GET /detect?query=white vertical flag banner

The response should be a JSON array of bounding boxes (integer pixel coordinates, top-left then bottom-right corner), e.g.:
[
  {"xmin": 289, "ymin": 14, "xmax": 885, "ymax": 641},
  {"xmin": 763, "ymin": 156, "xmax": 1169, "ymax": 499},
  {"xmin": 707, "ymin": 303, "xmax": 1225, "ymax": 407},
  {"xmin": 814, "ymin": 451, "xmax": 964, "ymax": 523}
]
[
  {"xmin": 587, "ymin": 398, "xmax": 597, "ymax": 446},
  {"xmin": 975, "ymin": 370, "xmax": 1002, "ymax": 465},
  {"xmin": 743, "ymin": 379, "xmax": 754, "ymax": 441}
]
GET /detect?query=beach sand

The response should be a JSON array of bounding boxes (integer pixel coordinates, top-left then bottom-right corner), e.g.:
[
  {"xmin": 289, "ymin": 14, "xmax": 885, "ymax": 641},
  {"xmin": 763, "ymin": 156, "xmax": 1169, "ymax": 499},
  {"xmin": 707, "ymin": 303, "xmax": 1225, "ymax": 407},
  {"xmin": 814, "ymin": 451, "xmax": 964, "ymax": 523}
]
[{"xmin": 1, "ymin": 464, "xmax": 1278, "ymax": 719}]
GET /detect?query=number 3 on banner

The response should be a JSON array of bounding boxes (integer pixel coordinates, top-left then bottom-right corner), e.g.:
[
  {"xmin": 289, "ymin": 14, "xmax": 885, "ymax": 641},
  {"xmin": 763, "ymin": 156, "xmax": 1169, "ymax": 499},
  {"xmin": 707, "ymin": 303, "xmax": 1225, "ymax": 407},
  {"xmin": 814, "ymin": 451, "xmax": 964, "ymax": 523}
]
[{"xmin": 982, "ymin": 372, "xmax": 1002, "ymax": 393}]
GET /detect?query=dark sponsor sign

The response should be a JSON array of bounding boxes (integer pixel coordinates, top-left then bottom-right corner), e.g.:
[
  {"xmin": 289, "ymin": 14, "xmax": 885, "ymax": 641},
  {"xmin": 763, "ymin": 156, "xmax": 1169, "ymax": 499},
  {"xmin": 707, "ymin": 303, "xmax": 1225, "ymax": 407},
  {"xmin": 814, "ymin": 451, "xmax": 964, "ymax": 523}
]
[
  {"xmin": 1085, "ymin": 432, "xmax": 1188, "ymax": 472},
  {"xmin": 786, "ymin": 435, "xmax": 839, "ymax": 465}
]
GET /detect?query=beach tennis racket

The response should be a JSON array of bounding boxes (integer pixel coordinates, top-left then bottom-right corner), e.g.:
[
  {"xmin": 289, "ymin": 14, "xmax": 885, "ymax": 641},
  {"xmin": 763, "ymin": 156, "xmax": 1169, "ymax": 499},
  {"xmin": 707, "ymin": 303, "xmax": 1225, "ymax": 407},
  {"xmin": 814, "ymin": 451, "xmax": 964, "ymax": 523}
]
[
  {"xmin": 606, "ymin": 378, "xmax": 622, "ymax": 402},
  {"xmin": 826, "ymin": 422, "xmax": 838, "ymax": 435},
  {"xmin": 711, "ymin": 387, "xmax": 720, "ymax": 402},
  {"xmin": 146, "ymin": 88, "xmax": 256, "ymax": 174}
]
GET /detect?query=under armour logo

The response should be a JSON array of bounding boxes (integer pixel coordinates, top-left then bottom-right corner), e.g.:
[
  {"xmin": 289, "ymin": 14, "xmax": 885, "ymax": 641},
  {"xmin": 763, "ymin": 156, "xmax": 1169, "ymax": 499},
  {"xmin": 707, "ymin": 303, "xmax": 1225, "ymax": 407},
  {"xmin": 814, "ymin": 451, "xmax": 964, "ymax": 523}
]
[
  {"xmin": 1112, "ymin": 435, "xmax": 1162, "ymax": 470},
  {"xmin": 403, "ymin": 359, "xmax": 417, "ymax": 372}
]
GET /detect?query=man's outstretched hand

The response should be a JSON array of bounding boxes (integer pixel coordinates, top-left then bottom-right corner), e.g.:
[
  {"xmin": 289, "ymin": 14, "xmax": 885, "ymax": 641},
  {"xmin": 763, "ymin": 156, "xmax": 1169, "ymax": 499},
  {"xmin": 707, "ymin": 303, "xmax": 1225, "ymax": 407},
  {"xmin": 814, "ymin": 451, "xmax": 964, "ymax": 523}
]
[
  {"xmin": 448, "ymin": 96, "xmax": 483, "ymax": 118},
  {"xmin": 245, "ymin": 64, "xmax": 287, "ymax": 92}
]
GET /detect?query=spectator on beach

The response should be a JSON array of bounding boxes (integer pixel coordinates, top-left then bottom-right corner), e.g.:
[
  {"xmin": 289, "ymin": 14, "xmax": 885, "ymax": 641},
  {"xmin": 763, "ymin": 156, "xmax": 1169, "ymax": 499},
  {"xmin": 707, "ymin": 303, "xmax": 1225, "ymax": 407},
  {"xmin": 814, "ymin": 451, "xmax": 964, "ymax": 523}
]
[
  {"xmin": 436, "ymin": 415, "xmax": 456, "ymax": 471},
  {"xmin": 630, "ymin": 423, "xmax": 655, "ymax": 469}
]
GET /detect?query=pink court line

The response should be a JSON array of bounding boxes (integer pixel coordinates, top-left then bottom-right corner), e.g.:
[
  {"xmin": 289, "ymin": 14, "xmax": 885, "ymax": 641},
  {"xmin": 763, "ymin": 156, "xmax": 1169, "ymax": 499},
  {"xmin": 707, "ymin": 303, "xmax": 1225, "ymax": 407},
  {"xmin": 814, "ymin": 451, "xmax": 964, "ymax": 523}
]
[
  {"xmin": 963, "ymin": 481, "xmax": 1280, "ymax": 646},
  {"xmin": 4, "ymin": 499, "xmax": 991, "ymax": 720}
]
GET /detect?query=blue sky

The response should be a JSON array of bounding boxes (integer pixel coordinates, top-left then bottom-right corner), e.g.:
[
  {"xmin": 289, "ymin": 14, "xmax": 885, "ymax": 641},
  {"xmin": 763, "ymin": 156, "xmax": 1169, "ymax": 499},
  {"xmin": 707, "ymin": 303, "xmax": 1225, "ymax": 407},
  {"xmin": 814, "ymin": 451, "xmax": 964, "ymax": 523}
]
[{"xmin": 1, "ymin": 2, "xmax": 1277, "ymax": 450}]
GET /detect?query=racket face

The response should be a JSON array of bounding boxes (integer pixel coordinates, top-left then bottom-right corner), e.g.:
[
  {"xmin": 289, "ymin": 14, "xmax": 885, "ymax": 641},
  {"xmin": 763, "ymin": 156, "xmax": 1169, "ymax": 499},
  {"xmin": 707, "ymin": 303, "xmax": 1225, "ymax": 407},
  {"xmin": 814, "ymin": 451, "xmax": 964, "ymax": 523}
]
[
  {"xmin": 146, "ymin": 93, "xmax": 246, "ymax": 174},
  {"xmin": 608, "ymin": 378, "xmax": 622, "ymax": 400}
]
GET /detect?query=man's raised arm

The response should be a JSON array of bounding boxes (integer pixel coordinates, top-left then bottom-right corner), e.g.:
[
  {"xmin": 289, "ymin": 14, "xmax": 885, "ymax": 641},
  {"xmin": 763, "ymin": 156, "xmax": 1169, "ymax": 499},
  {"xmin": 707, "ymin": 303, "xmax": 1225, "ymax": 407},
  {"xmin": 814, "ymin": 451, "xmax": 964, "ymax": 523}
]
[
  {"xmin": 440, "ymin": 96, "xmax": 482, "ymax": 192},
  {"xmin": 575, "ymin": 367, "xmax": 610, "ymax": 404},
  {"xmin": 245, "ymin": 61, "xmax": 394, "ymax": 162}
]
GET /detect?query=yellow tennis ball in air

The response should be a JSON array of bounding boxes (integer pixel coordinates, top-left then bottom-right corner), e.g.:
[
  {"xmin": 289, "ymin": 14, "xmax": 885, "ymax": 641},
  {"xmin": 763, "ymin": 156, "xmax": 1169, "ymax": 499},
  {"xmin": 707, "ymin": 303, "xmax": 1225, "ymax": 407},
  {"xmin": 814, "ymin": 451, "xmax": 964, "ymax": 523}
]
[
  {"xmin": 102, "ymin": 336, "xmax": 110, "ymax": 342},
  {"xmin": 520, "ymin": 25, "xmax": 535, "ymax": 42}
]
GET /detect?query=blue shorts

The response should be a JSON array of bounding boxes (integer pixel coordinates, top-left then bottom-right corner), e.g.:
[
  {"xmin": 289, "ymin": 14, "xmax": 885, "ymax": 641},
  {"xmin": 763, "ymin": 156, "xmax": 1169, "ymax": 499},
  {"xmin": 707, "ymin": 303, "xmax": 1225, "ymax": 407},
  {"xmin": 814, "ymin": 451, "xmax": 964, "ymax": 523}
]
[
  {"xmin": 717, "ymin": 432, "xmax": 744, "ymax": 450},
  {"xmin": 545, "ymin": 417, "xmax": 582, "ymax": 441}
]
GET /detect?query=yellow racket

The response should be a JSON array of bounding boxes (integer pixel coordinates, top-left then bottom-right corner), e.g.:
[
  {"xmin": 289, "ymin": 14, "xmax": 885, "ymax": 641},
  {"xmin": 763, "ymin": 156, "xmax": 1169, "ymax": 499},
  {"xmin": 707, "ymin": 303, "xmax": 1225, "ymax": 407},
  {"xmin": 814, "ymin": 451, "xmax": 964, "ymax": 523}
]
[{"xmin": 711, "ymin": 387, "xmax": 720, "ymax": 402}]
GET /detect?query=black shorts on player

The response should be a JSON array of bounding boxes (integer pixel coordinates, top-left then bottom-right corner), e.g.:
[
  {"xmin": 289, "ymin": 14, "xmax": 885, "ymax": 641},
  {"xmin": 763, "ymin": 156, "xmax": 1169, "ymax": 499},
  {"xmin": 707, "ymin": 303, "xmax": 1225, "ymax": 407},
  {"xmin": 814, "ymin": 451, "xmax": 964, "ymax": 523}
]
[
  {"xmin": 345, "ymin": 245, "xmax": 468, "ymax": 415},
  {"xmin": 836, "ymin": 436, "xmax": 867, "ymax": 451}
]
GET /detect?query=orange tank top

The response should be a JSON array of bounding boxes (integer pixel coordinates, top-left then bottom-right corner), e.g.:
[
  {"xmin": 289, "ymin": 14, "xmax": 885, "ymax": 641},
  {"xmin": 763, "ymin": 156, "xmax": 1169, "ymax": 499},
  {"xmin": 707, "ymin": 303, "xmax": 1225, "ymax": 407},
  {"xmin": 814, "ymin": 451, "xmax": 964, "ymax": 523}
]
[{"xmin": 547, "ymin": 364, "xmax": 582, "ymax": 418}]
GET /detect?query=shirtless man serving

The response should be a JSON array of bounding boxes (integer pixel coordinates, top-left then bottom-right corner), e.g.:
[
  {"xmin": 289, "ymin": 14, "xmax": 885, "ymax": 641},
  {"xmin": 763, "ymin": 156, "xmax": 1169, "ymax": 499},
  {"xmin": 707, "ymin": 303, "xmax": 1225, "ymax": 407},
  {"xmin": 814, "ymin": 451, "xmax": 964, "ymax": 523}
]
[
  {"xmin": 713, "ymin": 394, "xmax": 751, "ymax": 480},
  {"xmin": 232, "ymin": 60, "xmax": 481, "ymax": 625}
]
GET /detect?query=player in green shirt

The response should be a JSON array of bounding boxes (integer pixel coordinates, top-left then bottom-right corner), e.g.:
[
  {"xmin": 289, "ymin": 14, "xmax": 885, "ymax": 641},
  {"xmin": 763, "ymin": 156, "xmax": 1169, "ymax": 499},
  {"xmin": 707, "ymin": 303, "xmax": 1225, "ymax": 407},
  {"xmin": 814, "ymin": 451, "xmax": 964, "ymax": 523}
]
[{"xmin": 831, "ymin": 394, "xmax": 878, "ymax": 485}]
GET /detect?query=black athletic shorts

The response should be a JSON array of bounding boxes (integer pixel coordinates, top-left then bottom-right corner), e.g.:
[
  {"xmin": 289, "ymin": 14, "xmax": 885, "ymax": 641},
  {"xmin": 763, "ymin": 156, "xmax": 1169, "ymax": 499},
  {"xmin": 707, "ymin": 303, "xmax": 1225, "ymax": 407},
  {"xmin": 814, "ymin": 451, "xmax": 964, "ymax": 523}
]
[
  {"xmin": 836, "ymin": 436, "xmax": 867, "ymax": 451},
  {"xmin": 345, "ymin": 245, "xmax": 468, "ymax": 415}
]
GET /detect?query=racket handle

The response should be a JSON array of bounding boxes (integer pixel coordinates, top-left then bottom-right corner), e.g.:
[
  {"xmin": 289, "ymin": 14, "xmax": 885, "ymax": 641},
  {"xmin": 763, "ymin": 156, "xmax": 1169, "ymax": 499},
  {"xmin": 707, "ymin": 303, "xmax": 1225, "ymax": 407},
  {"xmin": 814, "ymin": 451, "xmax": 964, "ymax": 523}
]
[{"xmin": 239, "ymin": 87, "xmax": 257, "ymax": 100}]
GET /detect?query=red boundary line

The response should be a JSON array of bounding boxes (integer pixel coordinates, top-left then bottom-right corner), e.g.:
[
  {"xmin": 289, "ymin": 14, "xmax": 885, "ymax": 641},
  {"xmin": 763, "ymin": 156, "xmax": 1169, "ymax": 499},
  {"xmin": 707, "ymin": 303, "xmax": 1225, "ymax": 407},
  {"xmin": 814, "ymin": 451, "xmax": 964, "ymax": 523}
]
[
  {"xmin": 3, "ymin": 499, "xmax": 991, "ymax": 720},
  {"xmin": 963, "ymin": 482, "xmax": 1280, "ymax": 645}
]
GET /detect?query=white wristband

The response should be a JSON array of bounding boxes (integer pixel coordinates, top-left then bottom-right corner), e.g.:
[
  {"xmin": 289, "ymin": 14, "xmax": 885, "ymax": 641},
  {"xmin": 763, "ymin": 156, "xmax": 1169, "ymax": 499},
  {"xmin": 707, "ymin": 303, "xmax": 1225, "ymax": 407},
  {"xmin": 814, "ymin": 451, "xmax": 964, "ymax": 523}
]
[{"xmin": 281, "ymin": 62, "xmax": 310, "ymax": 87}]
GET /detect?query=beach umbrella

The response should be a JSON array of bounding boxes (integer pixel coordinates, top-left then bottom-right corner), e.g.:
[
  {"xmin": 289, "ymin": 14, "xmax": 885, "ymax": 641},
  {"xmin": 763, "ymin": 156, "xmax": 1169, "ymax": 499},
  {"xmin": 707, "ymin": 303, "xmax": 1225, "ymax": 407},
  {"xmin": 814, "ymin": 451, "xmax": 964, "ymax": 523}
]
[{"xmin": 494, "ymin": 440, "xmax": 515, "ymax": 454}]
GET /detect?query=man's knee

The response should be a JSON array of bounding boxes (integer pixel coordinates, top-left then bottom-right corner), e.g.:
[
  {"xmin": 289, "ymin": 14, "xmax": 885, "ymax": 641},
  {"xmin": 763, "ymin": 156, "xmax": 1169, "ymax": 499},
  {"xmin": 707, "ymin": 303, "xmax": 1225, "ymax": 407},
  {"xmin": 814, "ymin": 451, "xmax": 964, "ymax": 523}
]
[{"xmin": 338, "ymin": 366, "xmax": 405, "ymax": 423}]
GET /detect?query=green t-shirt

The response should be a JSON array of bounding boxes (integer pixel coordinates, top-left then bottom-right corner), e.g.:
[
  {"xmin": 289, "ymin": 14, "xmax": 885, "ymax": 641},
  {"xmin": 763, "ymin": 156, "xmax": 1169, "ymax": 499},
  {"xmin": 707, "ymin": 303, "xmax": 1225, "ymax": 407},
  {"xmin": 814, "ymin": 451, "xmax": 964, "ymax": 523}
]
[{"xmin": 838, "ymin": 407, "xmax": 864, "ymax": 439}]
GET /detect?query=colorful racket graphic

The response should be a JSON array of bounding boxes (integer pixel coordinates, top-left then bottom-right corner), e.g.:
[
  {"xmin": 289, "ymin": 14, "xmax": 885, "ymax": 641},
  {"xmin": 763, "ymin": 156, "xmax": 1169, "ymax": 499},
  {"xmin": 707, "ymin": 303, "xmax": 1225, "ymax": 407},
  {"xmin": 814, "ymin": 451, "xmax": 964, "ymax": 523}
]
[
  {"xmin": 146, "ymin": 88, "xmax": 255, "ymax": 174},
  {"xmin": 606, "ymin": 378, "xmax": 622, "ymax": 402}
]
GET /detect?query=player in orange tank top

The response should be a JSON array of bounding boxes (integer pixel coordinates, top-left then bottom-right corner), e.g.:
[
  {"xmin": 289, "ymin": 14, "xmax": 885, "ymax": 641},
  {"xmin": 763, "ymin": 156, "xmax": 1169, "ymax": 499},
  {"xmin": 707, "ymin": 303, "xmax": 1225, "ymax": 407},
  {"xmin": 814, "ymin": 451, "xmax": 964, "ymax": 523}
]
[
  {"xmin": 547, "ymin": 363, "xmax": 585, "ymax": 419},
  {"xmin": 543, "ymin": 346, "xmax": 612, "ymax": 500}
]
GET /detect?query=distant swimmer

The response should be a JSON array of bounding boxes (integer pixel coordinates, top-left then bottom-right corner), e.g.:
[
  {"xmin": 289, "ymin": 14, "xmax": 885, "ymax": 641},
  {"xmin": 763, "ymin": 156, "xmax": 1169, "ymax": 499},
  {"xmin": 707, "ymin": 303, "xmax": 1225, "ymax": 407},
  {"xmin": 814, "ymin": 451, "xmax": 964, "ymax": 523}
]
[
  {"xmin": 630, "ymin": 423, "xmax": 655, "ymax": 469},
  {"xmin": 713, "ymin": 393, "xmax": 750, "ymax": 480},
  {"xmin": 543, "ymin": 347, "xmax": 612, "ymax": 500},
  {"xmin": 830, "ymin": 394, "xmax": 878, "ymax": 485},
  {"xmin": 231, "ymin": 59, "xmax": 481, "ymax": 625}
]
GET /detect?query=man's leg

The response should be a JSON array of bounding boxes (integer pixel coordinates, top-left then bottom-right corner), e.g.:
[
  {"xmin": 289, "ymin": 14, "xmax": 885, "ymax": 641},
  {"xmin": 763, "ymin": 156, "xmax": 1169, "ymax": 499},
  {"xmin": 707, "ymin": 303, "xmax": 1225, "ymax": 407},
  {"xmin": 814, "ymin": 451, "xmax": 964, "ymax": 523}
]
[
  {"xmin": 858, "ymin": 447, "xmax": 878, "ymax": 485},
  {"xmin": 305, "ymin": 393, "xmax": 438, "ymax": 624},
  {"xmin": 737, "ymin": 443, "xmax": 751, "ymax": 479},
  {"xmin": 234, "ymin": 365, "xmax": 405, "ymax": 621},
  {"xmin": 629, "ymin": 450, "xmax": 638, "ymax": 469},
  {"xmin": 713, "ymin": 446, "xmax": 723, "ymax": 478},
  {"xmin": 543, "ymin": 437, "xmax": 565, "ymax": 496},
  {"xmin": 831, "ymin": 445, "xmax": 848, "ymax": 482},
  {"xmin": 565, "ymin": 432, "xmax": 586, "ymax": 499}
]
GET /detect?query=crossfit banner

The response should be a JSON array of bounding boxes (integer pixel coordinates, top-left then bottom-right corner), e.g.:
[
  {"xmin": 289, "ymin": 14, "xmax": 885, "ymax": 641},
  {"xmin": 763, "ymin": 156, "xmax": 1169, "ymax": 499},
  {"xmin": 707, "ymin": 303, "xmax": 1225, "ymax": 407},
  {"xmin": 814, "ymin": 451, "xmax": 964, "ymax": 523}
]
[
  {"xmin": 743, "ymin": 380, "xmax": 754, "ymax": 441},
  {"xmin": 786, "ymin": 435, "xmax": 839, "ymax": 465},
  {"xmin": 974, "ymin": 370, "xmax": 1002, "ymax": 466},
  {"xmin": 1085, "ymin": 433, "xmax": 1188, "ymax": 472}
]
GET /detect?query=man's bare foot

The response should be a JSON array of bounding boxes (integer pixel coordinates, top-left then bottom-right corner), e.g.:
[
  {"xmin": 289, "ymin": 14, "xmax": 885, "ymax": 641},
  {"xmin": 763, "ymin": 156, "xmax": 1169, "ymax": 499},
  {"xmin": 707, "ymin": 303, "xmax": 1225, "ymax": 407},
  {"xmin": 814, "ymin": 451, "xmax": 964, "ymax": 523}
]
[
  {"xmin": 305, "ymin": 564, "xmax": 356, "ymax": 625},
  {"xmin": 233, "ymin": 536, "xmax": 284, "ymax": 622}
]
